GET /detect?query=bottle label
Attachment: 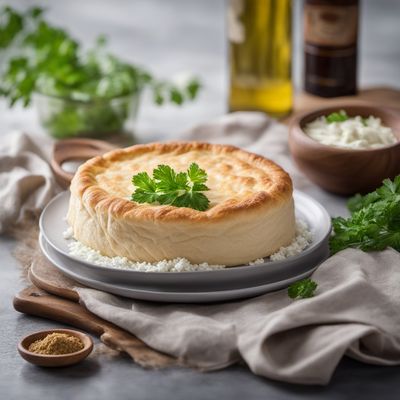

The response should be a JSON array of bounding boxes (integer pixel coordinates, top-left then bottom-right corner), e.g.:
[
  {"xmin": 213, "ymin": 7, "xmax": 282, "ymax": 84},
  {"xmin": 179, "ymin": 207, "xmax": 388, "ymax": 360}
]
[{"xmin": 304, "ymin": 4, "xmax": 358, "ymax": 47}]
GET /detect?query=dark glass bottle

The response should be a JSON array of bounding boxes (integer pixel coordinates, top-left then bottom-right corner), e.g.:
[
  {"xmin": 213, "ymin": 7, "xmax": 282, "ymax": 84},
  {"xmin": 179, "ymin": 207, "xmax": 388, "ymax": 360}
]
[{"xmin": 304, "ymin": 0, "xmax": 359, "ymax": 97}]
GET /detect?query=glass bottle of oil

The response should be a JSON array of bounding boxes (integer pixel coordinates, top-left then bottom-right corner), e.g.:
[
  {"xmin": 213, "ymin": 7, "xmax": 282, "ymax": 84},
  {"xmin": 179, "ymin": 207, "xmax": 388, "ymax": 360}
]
[{"xmin": 228, "ymin": 0, "xmax": 292, "ymax": 117}]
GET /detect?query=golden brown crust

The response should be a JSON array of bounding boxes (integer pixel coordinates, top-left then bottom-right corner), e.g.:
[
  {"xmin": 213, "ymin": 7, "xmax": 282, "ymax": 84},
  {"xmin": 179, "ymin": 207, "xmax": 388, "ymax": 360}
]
[
  {"xmin": 71, "ymin": 141, "xmax": 293, "ymax": 223},
  {"xmin": 68, "ymin": 142, "xmax": 296, "ymax": 265}
]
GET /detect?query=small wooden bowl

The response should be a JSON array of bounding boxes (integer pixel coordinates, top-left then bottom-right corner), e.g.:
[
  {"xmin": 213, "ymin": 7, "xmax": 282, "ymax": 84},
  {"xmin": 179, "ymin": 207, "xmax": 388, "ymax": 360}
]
[
  {"xmin": 18, "ymin": 329, "xmax": 93, "ymax": 367},
  {"xmin": 289, "ymin": 104, "xmax": 400, "ymax": 195}
]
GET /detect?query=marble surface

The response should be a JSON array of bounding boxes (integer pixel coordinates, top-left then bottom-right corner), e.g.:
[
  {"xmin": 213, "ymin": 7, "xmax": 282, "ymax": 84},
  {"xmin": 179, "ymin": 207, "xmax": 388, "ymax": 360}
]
[{"xmin": 1, "ymin": 0, "xmax": 400, "ymax": 399}]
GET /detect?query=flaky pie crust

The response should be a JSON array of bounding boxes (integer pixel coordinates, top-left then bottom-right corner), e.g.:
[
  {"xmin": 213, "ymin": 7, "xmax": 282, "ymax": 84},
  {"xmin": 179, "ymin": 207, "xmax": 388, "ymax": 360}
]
[{"xmin": 67, "ymin": 141, "xmax": 296, "ymax": 266}]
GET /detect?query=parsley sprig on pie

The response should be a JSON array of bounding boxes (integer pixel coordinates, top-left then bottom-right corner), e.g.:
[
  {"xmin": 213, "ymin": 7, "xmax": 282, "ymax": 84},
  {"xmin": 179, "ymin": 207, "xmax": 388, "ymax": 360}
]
[{"xmin": 131, "ymin": 163, "xmax": 210, "ymax": 211}]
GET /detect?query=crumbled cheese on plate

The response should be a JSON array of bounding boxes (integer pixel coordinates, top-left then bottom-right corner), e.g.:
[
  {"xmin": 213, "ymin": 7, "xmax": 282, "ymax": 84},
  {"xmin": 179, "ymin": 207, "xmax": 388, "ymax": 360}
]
[
  {"xmin": 63, "ymin": 226, "xmax": 73, "ymax": 239},
  {"xmin": 270, "ymin": 220, "xmax": 312, "ymax": 261},
  {"xmin": 66, "ymin": 220, "xmax": 312, "ymax": 272}
]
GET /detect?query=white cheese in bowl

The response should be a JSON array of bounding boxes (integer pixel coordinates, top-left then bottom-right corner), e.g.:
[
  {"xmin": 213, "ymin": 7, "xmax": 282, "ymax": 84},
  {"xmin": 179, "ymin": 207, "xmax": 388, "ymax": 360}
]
[
  {"xmin": 304, "ymin": 112, "xmax": 397, "ymax": 150},
  {"xmin": 65, "ymin": 220, "xmax": 312, "ymax": 272}
]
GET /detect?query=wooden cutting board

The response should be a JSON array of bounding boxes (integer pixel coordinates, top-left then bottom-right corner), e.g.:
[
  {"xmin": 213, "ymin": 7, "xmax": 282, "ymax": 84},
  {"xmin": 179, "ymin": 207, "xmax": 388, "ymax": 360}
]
[{"xmin": 14, "ymin": 252, "xmax": 178, "ymax": 369}]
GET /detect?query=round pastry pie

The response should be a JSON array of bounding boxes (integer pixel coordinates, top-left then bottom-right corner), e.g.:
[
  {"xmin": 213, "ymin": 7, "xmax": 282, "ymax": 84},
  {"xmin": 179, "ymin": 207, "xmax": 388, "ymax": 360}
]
[{"xmin": 67, "ymin": 142, "xmax": 295, "ymax": 266}]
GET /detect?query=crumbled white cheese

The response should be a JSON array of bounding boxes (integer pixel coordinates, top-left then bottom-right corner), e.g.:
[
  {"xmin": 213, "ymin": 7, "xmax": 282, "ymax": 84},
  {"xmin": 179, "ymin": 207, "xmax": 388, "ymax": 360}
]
[
  {"xmin": 65, "ymin": 220, "xmax": 312, "ymax": 272},
  {"xmin": 248, "ymin": 258, "xmax": 265, "ymax": 266},
  {"xmin": 67, "ymin": 240, "xmax": 225, "ymax": 272},
  {"xmin": 63, "ymin": 226, "xmax": 74, "ymax": 239},
  {"xmin": 304, "ymin": 115, "xmax": 397, "ymax": 149},
  {"xmin": 269, "ymin": 220, "xmax": 313, "ymax": 261}
]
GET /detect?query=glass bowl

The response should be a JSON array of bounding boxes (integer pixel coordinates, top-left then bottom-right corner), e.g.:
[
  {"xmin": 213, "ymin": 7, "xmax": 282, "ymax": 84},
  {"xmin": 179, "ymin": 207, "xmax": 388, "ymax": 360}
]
[{"xmin": 34, "ymin": 91, "xmax": 140, "ymax": 139}]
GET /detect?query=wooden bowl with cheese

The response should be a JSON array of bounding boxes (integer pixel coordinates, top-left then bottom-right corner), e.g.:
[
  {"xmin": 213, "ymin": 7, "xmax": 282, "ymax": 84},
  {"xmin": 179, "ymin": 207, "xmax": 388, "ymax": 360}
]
[{"xmin": 289, "ymin": 105, "xmax": 400, "ymax": 195}]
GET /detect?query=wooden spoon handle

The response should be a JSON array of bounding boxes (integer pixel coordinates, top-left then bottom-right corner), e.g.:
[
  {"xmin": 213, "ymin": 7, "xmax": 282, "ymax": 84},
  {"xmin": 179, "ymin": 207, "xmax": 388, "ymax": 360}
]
[
  {"xmin": 14, "ymin": 286, "xmax": 107, "ymax": 336},
  {"xmin": 51, "ymin": 138, "xmax": 116, "ymax": 188}
]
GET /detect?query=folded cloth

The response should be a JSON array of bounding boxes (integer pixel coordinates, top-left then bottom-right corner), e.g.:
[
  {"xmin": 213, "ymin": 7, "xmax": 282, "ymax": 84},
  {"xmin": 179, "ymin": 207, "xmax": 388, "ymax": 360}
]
[
  {"xmin": 0, "ymin": 132, "xmax": 57, "ymax": 233},
  {"xmin": 77, "ymin": 248, "xmax": 400, "ymax": 385}
]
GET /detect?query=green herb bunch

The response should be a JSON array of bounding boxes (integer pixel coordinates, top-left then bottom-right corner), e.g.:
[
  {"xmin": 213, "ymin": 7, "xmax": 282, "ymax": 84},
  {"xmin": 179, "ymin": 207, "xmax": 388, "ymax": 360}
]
[
  {"xmin": 0, "ymin": 6, "xmax": 201, "ymax": 137},
  {"xmin": 0, "ymin": 6, "xmax": 201, "ymax": 106},
  {"xmin": 131, "ymin": 163, "xmax": 210, "ymax": 211},
  {"xmin": 330, "ymin": 176, "xmax": 400, "ymax": 254}
]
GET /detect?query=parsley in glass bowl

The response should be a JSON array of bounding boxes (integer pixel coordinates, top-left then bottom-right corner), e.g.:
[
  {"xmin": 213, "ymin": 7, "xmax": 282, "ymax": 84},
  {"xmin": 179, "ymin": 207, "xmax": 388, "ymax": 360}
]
[
  {"xmin": 0, "ymin": 6, "xmax": 201, "ymax": 139},
  {"xmin": 34, "ymin": 91, "xmax": 140, "ymax": 139},
  {"xmin": 31, "ymin": 49, "xmax": 145, "ymax": 138}
]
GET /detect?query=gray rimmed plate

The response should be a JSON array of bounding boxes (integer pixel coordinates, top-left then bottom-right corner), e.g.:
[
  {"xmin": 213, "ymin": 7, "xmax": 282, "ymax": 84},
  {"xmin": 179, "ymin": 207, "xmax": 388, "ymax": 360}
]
[
  {"xmin": 39, "ymin": 234, "xmax": 316, "ymax": 303},
  {"xmin": 39, "ymin": 190, "xmax": 331, "ymax": 290}
]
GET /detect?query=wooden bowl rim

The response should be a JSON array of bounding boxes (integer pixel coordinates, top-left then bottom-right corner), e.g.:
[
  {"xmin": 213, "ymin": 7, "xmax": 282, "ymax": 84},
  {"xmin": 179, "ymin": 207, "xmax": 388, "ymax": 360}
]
[
  {"xmin": 18, "ymin": 328, "xmax": 93, "ymax": 360},
  {"xmin": 290, "ymin": 104, "xmax": 400, "ymax": 154}
]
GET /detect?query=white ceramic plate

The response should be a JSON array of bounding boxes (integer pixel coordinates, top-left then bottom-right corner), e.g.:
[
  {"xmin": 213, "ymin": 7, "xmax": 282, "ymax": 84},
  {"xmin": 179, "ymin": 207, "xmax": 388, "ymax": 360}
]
[
  {"xmin": 39, "ymin": 234, "xmax": 316, "ymax": 303},
  {"xmin": 39, "ymin": 190, "xmax": 331, "ymax": 290}
]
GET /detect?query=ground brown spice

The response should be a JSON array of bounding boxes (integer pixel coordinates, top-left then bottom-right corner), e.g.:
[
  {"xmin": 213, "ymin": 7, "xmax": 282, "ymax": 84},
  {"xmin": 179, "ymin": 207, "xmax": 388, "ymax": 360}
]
[{"xmin": 28, "ymin": 333, "xmax": 84, "ymax": 355}]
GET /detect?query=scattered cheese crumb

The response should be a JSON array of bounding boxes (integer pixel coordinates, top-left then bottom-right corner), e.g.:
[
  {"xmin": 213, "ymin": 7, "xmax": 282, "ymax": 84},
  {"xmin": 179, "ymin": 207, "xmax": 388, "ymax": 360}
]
[
  {"xmin": 270, "ymin": 220, "xmax": 313, "ymax": 261},
  {"xmin": 248, "ymin": 258, "xmax": 264, "ymax": 266},
  {"xmin": 65, "ymin": 220, "xmax": 312, "ymax": 272},
  {"xmin": 63, "ymin": 226, "xmax": 73, "ymax": 239}
]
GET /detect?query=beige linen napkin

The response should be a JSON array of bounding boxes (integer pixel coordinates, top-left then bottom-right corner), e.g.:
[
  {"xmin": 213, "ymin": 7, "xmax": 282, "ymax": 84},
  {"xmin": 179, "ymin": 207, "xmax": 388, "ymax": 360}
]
[
  {"xmin": 77, "ymin": 248, "xmax": 400, "ymax": 385},
  {"xmin": 0, "ymin": 132, "xmax": 56, "ymax": 233}
]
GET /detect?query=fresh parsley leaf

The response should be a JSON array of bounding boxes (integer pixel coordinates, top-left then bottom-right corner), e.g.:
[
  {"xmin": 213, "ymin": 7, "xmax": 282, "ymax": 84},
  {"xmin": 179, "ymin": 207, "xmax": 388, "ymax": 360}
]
[
  {"xmin": 132, "ymin": 190, "xmax": 158, "ymax": 204},
  {"xmin": 330, "ymin": 176, "xmax": 400, "ymax": 254},
  {"xmin": 185, "ymin": 192, "xmax": 210, "ymax": 212},
  {"xmin": 188, "ymin": 162, "xmax": 208, "ymax": 184},
  {"xmin": 151, "ymin": 78, "xmax": 201, "ymax": 108},
  {"xmin": 378, "ymin": 176, "xmax": 400, "ymax": 196},
  {"xmin": 288, "ymin": 278, "xmax": 317, "ymax": 299},
  {"xmin": 132, "ymin": 172, "xmax": 157, "ymax": 192},
  {"xmin": 153, "ymin": 165, "xmax": 179, "ymax": 188},
  {"xmin": 186, "ymin": 79, "xmax": 201, "ymax": 100},
  {"xmin": 326, "ymin": 110, "xmax": 349, "ymax": 123},
  {"xmin": 0, "ymin": 6, "xmax": 23, "ymax": 49},
  {"xmin": 131, "ymin": 172, "xmax": 159, "ymax": 204},
  {"xmin": 170, "ymin": 87, "xmax": 184, "ymax": 105},
  {"xmin": 347, "ymin": 191, "xmax": 380, "ymax": 213},
  {"xmin": 131, "ymin": 163, "xmax": 210, "ymax": 211},
  {"xmin": 154, "ymin": 91, "xmax": 164, "ymax": 105}
]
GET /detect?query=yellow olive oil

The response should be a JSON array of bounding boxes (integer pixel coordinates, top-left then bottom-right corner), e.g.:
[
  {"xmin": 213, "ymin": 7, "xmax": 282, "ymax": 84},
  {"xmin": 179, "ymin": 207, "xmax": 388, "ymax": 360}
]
[{"xmin": 228, "ymin": 0, "xmax": 292, "ymax": 116}]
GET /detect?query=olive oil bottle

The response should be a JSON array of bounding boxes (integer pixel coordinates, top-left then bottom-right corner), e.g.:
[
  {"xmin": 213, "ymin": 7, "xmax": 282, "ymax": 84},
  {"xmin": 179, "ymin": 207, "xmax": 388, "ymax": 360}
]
[{"xmin": 228, "ymin": 0, "xmax": 292, "ymax": 116}]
